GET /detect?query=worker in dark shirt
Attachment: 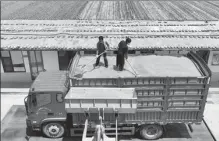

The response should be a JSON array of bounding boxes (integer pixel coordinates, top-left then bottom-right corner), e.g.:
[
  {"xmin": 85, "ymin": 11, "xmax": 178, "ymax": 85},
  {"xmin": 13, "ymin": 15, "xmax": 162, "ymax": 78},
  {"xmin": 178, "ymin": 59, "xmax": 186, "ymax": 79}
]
[
  {"xmin": 116, "ymin": 38, "xmax": 131, "ymax": 71},
  {"xmin": 95, "ymin": 36, "xmax": 109, "ymax": 68}
]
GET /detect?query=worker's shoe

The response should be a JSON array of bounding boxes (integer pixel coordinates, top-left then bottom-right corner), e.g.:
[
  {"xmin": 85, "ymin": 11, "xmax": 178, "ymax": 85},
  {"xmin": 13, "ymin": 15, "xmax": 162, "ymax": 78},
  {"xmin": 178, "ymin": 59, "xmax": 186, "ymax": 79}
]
[{"xmin": 118, "ymin": 65, "xmax": 123, "ymax": 71}]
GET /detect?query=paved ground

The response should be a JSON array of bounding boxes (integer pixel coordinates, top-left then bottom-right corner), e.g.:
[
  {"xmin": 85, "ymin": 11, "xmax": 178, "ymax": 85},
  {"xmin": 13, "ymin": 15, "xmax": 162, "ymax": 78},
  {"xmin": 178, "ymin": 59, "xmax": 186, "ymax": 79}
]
[
  {"xmin": 0, "ymin": 105, "xmax": 215, "ymax": 141},
  {"xmin": 1, "ymin": 94, "xmax": 27, "ymax": 121},
  {"xmin": 204, "ymin": 94, "xmax": 219, "ymax": 141}
]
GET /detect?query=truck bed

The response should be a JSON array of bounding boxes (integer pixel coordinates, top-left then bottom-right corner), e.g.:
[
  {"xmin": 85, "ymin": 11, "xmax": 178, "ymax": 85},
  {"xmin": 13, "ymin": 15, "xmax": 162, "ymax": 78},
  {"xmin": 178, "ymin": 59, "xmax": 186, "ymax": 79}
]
[
  {"xmin": 67, "ymin": 51, "xmax": 211, "ymax": 125},
  {"xmin": 74, "ymin": 55, "xmax": 202, "ymax": 78}
]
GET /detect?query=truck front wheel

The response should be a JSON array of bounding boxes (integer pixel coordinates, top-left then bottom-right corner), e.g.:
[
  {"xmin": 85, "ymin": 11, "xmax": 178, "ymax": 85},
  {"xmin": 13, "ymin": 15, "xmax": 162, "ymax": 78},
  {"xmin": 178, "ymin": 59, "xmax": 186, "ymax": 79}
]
[
  {"xmin": 42, "ymin": 122, "xmax": 65, "ymax": 138},
  {"xmin": 139, "ymin": 124, "xmax": 163, "ymax": 140}
]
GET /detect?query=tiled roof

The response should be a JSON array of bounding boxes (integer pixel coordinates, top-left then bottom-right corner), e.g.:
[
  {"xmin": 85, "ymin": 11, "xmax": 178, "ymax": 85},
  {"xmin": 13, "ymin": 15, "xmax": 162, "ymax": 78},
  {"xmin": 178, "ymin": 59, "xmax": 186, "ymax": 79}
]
[{"xmin": 1, "ymin": 20, "xmax": 219, "ymax": 50}]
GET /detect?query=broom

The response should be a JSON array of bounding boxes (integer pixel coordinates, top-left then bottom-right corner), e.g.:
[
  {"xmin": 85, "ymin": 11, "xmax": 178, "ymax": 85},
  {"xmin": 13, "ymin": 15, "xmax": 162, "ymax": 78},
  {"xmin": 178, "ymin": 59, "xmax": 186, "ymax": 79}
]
[
  {"xmin": 73, "ymin": 43, "xmax": 112, "ymax": 78},
  {"xmin": 125, "ymin": 58, "xmax": 140, "ymax": 77}
]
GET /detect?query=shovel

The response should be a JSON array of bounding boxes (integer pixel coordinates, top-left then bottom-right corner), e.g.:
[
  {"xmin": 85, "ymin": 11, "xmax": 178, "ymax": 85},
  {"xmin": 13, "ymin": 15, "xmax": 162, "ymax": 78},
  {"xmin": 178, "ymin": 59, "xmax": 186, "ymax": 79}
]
[{"xmin": 125, "ymin": 58, "xmax": 139, "ymax": 77}]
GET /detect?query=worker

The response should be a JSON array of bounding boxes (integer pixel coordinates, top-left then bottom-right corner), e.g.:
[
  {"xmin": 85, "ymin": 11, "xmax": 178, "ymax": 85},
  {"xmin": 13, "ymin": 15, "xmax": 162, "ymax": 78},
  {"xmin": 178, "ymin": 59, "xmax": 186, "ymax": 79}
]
[
  {"xmin": 116, "ymin": 37, "xmax": 131, "ymax": 71},
  {"xmin": 95, "ymin": 36, "xmax": 109, "ymax": 68}
]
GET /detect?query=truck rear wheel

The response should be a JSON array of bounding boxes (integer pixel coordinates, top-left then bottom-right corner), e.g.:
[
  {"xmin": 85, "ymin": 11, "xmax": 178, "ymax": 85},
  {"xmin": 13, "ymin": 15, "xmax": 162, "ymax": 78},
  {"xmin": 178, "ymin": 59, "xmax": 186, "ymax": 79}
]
[
  {"xmin": 42, "ymin": 122, "xmax": 65, "ymax": 138},
  {"xmin": 139, "ymin": 124, "xmax": 163, "ymax": 140}
]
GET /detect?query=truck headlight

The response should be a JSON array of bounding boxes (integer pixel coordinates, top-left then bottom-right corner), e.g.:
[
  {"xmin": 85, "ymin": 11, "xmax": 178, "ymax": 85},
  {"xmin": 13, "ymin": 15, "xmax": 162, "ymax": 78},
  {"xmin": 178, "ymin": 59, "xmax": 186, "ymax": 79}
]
[{"xmin": 32, "ymin": 121, "xmax": 37, "ymax": 124}]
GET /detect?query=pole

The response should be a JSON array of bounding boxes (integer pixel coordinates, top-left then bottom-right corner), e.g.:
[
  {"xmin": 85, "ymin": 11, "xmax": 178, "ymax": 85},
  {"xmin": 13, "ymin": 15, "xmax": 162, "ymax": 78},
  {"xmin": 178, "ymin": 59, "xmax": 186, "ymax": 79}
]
[{"xmin": 125, "ymin": 58, "xmax": 138, "ymax": 77}]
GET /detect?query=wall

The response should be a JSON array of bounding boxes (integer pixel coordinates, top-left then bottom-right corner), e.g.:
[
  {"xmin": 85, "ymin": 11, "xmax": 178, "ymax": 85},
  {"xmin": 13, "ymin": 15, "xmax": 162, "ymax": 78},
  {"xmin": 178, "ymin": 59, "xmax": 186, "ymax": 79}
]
[
  {"xmin": 42, "ymin": 51, "xmax": 59, "ymax": 71},
  {"xmin": 208, "ymin": 50, "xmax": 219, "ymax": 83},
  {"xmin": 1, "ymin": 72, "xmax": 32, "ymax": 82},
  {"xmin": 1, "ymin": 51, "xmax": 32, "ymax": 83}
]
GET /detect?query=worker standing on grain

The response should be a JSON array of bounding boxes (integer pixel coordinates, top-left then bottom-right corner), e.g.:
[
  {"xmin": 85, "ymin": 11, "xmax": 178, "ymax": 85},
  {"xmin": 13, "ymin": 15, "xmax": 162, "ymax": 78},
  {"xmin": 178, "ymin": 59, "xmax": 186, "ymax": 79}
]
[
  {"xmin": 116, "ymin": 37, "xmax": 131, "ymax": 71},
  {"xmin": 95, "ymin": 36, "xmax": 109, "ymax": 68}
]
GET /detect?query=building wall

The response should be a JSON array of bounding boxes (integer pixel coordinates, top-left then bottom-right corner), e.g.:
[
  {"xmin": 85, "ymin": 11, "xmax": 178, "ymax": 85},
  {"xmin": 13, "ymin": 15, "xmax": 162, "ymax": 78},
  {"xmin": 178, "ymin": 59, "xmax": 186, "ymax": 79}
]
[
  {"xmin": 42, "ymin": 51, "xmax": 59, "ymax": 71},
  {"xmin": 208, "ymin": 50, "xmax": 219, "ymax": 83},
  {"xmin": 1, "ymin": 72, "xmax": 32, "ymax": 82},
  {"xmin": 1, "ymin": 51, "xmax": 32, "ymax": 82}
]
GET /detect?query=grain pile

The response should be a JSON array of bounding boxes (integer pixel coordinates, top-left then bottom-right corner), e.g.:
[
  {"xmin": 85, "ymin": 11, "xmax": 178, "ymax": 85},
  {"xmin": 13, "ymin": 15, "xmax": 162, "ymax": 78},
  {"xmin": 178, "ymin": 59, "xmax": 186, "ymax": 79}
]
[{"xmin": 77, "ymin": 55, "xmax": 202, "ymax": 78}]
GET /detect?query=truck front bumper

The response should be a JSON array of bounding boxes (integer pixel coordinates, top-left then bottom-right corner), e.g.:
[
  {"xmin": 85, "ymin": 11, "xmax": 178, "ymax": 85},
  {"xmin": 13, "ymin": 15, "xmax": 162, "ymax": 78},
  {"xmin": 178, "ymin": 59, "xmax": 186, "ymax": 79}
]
[{"xmin": 26, "ymin": 119, "xmax": 41, "ymax": 131}]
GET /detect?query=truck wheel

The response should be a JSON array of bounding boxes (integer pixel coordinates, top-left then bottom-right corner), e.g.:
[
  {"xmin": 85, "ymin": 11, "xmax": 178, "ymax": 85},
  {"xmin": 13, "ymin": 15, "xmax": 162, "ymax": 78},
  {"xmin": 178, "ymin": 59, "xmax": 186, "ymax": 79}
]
[
  {"xmin": 42, "ymin": 122, "xmax": 65, "ymax": 138},
  {"xmin": 139, "ymin": 124, "xmax": 163, "ymax": 140}
]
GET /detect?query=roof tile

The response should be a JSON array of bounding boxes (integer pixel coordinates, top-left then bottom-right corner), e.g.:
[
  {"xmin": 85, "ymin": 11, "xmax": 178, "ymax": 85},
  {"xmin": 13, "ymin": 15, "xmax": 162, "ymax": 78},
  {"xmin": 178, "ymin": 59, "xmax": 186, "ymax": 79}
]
[{"xmin": 1, "ymin": 20, "xmax": 219, "ymax": 50}]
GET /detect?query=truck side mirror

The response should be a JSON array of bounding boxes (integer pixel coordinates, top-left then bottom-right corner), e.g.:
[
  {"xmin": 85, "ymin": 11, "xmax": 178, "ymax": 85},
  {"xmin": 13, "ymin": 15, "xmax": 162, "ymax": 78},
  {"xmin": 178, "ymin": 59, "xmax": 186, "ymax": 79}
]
[{"xmin": 24, "ymin": 96, "xmax": 28, "ymax": 115}]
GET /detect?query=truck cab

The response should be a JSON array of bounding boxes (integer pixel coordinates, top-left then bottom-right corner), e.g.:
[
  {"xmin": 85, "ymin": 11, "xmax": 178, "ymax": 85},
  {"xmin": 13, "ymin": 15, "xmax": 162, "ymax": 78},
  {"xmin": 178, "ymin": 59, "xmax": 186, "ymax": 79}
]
[{"xmin": 24, "ymin": 71, "xmax": 70, "ymax": 138}]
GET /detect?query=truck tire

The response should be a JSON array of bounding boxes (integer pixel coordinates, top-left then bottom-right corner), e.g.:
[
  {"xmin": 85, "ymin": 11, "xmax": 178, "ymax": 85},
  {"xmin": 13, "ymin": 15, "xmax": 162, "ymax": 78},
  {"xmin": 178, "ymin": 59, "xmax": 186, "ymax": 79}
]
[
  {"xmin": 42, "ymin": 122, "xmax": 65, "ymax": 138},
  {"xmin": 139, "ymin": 124, "xmax": 163, "ymax": 140}
]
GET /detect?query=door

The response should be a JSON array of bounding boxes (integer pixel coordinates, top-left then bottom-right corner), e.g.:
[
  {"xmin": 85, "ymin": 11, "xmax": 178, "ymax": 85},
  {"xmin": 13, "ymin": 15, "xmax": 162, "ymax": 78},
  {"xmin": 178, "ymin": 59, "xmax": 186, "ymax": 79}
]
[
  {"xmin": 196, "ymin": 50, "xmax": 210, "ymax": 64},
  {"xmin": 58, "ymin": 51, "xmax": 76, "ymax": 70},
  {"xmin": 28, "ymin": 51, "xmax": 44, "ymax": 80}
]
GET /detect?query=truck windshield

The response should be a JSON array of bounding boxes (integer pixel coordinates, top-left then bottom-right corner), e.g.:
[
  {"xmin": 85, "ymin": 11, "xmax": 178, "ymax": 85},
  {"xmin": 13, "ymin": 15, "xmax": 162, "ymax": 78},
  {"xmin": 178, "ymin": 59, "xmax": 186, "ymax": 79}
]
[{"xmin": 29, "ymin": 93, "xmax": 52, "ymax": 109}]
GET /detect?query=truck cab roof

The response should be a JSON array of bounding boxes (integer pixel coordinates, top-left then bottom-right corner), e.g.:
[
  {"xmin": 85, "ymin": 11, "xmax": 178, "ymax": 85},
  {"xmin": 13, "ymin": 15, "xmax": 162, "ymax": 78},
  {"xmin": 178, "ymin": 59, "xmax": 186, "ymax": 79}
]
[{"xmin": 29, "ymin": 71, "xmax": 68, "ymax": 93}]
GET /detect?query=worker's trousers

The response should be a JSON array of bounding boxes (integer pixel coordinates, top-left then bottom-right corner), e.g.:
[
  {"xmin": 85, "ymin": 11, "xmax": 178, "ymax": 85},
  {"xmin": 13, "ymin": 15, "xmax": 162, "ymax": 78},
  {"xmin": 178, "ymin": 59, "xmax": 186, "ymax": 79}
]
[
  {"xmin": 96, "ymin": 52, "xmax": 108, "ymax": 67},
  {"xmin": 116, "ymin": 54, "xmax": 125, "ymax": 71}
]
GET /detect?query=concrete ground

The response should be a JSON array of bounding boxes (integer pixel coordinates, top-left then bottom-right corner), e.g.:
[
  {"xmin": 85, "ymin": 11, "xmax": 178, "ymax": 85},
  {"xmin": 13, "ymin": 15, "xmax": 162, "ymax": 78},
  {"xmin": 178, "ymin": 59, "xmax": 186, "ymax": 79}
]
[
  {"xmin": 204, "ymin": 94, "xmax": 219, "ymax": 141},
  {"xmin": 1, "ymin": 89, "xmax": 219, "ymax": 140},
  {"xmin": 0, "ymin": 105, "xmax": 215, "ymax": 141},
  {"xmin": 1, "ymin": 94, "xmax": 27, "ymax": 121}
]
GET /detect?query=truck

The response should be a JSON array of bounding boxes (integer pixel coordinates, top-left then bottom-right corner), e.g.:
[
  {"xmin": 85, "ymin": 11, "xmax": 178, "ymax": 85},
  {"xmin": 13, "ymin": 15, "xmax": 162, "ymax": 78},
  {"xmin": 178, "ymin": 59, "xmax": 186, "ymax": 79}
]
[{"xmin": 24, "ymin": 50, "xmax": 212, "ymax": 140}]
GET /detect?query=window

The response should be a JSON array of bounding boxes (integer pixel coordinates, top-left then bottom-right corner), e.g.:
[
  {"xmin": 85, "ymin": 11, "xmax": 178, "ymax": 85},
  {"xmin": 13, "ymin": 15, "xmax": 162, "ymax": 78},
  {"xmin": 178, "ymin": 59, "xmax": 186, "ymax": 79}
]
[
  {"xmin": 1, "ymin": 51, "xmax": 25, "ymax": 72},
  {"xmin": 212, "ymin": 53, "xmax": 219, "ymax": 66},
  {"xmin": 32, "ymin": 93, "xmax": 51, "ymax": 107},
  {"xmin": 28, "ymin": 51, "xmax": 44, "ymax": 80},
  {"xmin": 56, "ymin": 93, "xmax": 63, "ymax": 103}
]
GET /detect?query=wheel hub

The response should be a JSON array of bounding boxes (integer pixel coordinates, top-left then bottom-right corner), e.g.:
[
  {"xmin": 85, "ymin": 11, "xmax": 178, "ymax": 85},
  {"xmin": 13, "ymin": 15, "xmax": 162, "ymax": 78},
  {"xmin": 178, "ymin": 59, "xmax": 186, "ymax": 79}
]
[
  {"xmin": 147, "ymin": 127, "xmax": 157, "ymax": 135},
  {"xmin": 48, "ymin": 125, "xmax": 60, "ymax": 135}
]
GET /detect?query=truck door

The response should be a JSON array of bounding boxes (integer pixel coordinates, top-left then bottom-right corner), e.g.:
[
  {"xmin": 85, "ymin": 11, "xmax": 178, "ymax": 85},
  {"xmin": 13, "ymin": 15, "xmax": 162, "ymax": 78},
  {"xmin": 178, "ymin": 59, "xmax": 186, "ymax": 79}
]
[{"xmin": 30, "ymin": 92, "xmax": 53, "ymax": 120}]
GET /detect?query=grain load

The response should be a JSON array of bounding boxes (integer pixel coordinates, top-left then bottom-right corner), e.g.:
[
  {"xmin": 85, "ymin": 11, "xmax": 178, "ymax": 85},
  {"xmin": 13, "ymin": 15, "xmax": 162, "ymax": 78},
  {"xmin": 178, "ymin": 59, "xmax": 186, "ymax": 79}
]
[{"xmin": 77, "ymin": 55, "xmax": 202, "ymax": 78}]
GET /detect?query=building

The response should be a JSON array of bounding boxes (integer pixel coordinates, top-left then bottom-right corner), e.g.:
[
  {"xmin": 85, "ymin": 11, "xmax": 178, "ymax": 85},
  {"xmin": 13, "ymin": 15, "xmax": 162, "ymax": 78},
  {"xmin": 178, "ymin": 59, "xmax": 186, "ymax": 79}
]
[{"xmin": 1, "ymin": 20, "xmax": 219, "ymax": 86}]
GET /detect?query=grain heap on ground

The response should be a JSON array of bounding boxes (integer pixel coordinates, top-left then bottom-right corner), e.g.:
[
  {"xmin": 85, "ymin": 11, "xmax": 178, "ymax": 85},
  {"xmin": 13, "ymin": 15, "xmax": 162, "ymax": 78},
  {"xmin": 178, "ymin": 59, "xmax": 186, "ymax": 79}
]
[{"xmin": 76, "ymin": 55, "xmax": 202, "ymax": 78}]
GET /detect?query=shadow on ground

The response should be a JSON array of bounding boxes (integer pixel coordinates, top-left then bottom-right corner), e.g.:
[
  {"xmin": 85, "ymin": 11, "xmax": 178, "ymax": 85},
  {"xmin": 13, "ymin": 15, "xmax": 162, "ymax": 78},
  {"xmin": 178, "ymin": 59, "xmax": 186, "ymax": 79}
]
[{"xmin": 1, "ymin": 105, "xmax": 214, "ymax": 141}]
